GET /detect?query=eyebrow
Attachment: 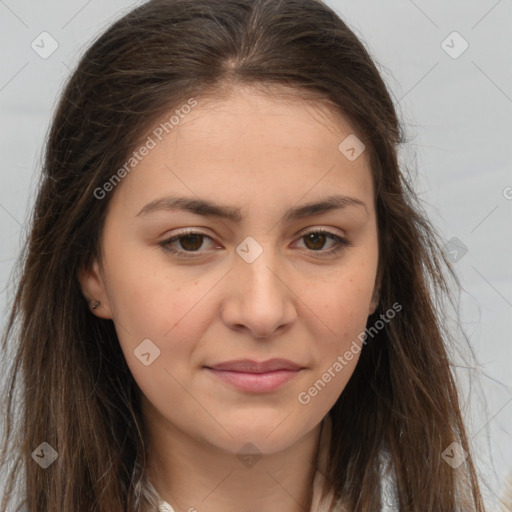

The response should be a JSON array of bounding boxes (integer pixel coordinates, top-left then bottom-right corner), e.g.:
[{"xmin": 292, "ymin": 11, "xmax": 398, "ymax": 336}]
[{"xmin": 136, "ymin": 194, "xmax": 367, "ymax": 223}]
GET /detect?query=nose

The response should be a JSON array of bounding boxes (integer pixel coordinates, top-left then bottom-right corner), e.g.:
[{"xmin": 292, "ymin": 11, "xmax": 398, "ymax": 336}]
[{"xmin": 219, "ymin": 245, "xmax": 297, "ymax": 339}]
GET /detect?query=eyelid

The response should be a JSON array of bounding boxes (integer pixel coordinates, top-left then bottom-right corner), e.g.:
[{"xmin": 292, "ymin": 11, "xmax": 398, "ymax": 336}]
[
  {"xmin": 160, "ymin": 227, "xmax": 219, "ymax": 250},
  {"xmin": 159, "ymin": 226, "xmax": 351, "ymax": 258},
  {"xmin": 162, "ymin": 225, "xmax": 346, "ymax": 241},
  {"xmin": 298, "ymin": 225, "xmax": 346, "ymax": 238}
]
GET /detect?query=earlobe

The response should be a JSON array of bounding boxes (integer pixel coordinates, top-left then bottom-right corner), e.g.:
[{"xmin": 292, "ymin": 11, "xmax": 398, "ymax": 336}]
[
  {"xmin": 77, "ymin": 259, "xmax": 113, "ymax": 319},
  {"xmin": 369, "ymin": 275, "xmax": 381, "ymax": 315},
  {"xmin": 369, "ymin": 293, "xmax": 379, "ymax": 315}
]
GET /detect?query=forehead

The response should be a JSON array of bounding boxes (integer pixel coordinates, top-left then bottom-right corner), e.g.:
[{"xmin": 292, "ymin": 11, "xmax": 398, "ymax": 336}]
[
  {"xmin": 158, "ymin": 88, "xmax": 362, "ymax": 160},
  {"xmin": 108, "ymin": 87, "xmax": 374, "ymax": 217}
]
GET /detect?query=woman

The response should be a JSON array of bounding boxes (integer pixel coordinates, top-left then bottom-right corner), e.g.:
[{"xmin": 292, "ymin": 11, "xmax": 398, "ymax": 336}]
[{"xmin": 0, "ymin": 0, "xmax": 486, "ymax": 510}]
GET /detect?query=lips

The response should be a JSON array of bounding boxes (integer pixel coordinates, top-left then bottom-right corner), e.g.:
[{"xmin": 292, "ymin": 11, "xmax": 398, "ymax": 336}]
[
  {"xmin": 206, "ymin": 358, "xmax": 303, "ymax": 373},
  {"xmin": 205, "ymin": 358, "xmax": 304, "ymax": 393}
]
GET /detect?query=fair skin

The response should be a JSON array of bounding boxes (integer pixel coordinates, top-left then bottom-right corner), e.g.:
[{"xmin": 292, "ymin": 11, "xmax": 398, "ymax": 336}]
[{"xmin": 79, "ymin": 86, "xmax": 380, "ymax": 512}]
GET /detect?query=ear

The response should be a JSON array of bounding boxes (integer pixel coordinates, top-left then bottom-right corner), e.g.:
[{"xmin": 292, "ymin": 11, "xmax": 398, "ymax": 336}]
[
  {"xmin": 77, "ymin": 258, "xmax": 113, "ymax": 319},
  {"xmin": 368, "ymin": 269, "xmax": 382, "ymax": 316},
  {"xmin": 369, "ymin": 288, "xmax": 380, "ymax": 315}
]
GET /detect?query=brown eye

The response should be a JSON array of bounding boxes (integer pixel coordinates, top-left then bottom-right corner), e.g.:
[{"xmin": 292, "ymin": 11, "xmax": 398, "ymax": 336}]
[
  {"xmin": 177, "ymin": 234, "xmax": 205, "ymax": 251},
  {"xmin": 296, "ymin": 229, "xmax": 351, "ymax": 257},
  {"xmin": 303, "ymin": 232, "xmax": 329, "ymax": 251},
  {"xmin": 160, "ymin": 230, "xmax": 216, "ymax": 256},
  {"xmin": 160, "ymin": 228, "xmax": 351, "ymax": 259}
]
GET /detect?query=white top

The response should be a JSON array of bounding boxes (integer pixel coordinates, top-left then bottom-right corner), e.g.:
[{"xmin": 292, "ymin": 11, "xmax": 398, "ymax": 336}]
[{"xmin": 158, "ymin": 501, "xmax": 175, "ymax": 512}]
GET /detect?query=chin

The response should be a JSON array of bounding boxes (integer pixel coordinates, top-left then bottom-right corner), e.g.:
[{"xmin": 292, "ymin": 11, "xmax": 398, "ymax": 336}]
[{"xmin": 200, "ymin": 411, "xmax": 315, "ymax": 455}]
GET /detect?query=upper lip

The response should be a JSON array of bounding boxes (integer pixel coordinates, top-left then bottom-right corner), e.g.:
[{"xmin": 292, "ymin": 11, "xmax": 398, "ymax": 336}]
[{"xmin": 206, "ymin": 358, "xmax": 303, "ymax": 373}]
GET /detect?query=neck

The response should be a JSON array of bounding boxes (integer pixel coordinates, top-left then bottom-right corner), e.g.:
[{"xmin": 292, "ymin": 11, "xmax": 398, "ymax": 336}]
[{"xmin": 145, "ymin": 408, "xmax": 323, "ymax": 512}]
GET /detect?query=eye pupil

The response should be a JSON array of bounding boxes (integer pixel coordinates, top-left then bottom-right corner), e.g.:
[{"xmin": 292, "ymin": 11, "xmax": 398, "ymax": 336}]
[
  {"xmin": 180, "ymin": 234, "xmax": 203, "ymax": 251},
  {"xmin": 304, "ymin": 232, "xmax": 326, "ymax": 250}
]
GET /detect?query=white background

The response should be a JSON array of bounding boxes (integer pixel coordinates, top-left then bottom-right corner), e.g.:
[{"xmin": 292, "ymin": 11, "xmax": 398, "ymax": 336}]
[{"xmin": 0, "ymin": 0, "xmax": 511, "ymax": 510}]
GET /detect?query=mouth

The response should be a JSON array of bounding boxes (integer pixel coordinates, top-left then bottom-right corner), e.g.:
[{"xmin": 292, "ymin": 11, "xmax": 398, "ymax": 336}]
[{"xmin": 204, "ymin": 358, "xmax": 304, "ymax": 393}]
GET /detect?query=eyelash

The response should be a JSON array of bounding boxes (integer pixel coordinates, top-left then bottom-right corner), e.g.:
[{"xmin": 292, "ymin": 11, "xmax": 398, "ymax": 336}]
[{"xmin": 159, "ymin": 228, "xmax": 352, "ymax": 259}]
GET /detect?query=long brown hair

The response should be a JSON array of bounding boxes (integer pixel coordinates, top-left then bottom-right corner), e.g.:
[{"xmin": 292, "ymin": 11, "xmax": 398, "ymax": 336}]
[{"xmin": 0, "ymin": 0, "xmax": 485, "ymax": 510}]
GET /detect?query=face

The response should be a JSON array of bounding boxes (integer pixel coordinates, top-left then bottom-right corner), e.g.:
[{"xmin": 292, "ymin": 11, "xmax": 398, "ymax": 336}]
[{"xmin": 79, "ymin": 86, "xmax": 380, "ymax": 455}]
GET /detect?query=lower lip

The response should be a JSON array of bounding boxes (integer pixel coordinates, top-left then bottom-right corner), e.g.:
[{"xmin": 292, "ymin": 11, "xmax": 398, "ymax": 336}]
[{"xmin": 206, "ymin": 368, "xmax": 301, "ymax": 393}]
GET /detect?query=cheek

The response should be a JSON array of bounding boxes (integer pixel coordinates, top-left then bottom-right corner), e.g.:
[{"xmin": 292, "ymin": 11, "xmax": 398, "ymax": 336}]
[
  {"xmin": 301, "ymin": 264, "xmax": 375, "ymax": 396},
  {"xmin": 101, "ymin": 251, "xmax": 202, "ymax": 378},
  {"xmin": 104, "ymin": 243, "xmax": 208, "ymax": 336},
  {"xmin": 309, "ymin": 268, "xmax": 375, "ymax": 344},
  {"xmin": 106, "ymin": 261, "xmax": 211, "ymax": 419}
]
